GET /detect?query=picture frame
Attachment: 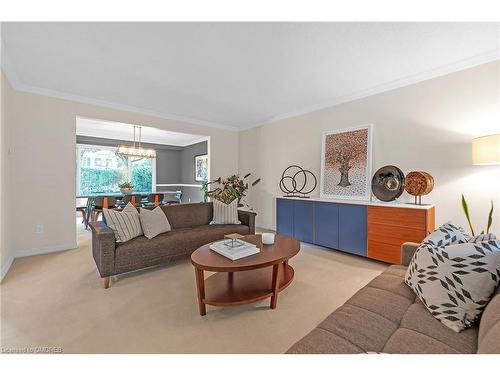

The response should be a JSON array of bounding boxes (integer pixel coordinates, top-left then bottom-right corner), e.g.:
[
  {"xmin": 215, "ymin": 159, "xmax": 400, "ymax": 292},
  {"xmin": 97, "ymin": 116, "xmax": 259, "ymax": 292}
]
[
  {"xmin": 320, "ymin": 124, "xmax": 373, "ymax": 201},
  {"xmin": 194, "ymin": 154, "xmax": 209, "ymax": 182}
]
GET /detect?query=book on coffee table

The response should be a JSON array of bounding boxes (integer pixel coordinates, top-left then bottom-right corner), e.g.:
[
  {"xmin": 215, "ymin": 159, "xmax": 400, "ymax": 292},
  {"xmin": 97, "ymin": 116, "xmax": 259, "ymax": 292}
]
[{"xmin": 209, "ymin": 240, "xmax": 260, "ymax": 261}]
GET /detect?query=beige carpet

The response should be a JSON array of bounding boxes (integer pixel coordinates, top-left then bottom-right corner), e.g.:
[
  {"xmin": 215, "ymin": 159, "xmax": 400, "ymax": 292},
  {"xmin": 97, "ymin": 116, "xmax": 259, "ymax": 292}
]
[{"xmin": 1, "ymin": 224, "xmax": 387, "ymax": 353}]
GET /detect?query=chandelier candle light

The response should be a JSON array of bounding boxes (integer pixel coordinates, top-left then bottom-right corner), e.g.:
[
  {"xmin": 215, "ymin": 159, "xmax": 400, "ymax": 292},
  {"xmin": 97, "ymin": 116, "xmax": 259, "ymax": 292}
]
[{"xmin": 116, "ymin": 125, "xmax": 157, "ymax": 159}]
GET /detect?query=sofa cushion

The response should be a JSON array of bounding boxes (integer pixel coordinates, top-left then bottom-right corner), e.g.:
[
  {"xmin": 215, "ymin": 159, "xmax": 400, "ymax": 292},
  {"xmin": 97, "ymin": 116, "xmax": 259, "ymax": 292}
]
[
  {"xmin": 383, "ymin": 328, "xmax": 460, "ymax": 354},
  {"xmin": 210, "ymin": 199, "xmax": 241, "ymax": 225},
  {"xmin": 421, "ymin": 222, "xmax": 469, "ymax": 247},
  {"xmin": 367, "ymin": 272, "xmax": 416, "ymax": 301},
  {"xmin": 103, "ymin": 202, "xmax": 143, "ymax": 242},
  {"xmin": 345, "ymin": 286, "xmax": 413, "ymax": 324},
  {"xmin": 161, "ymin": 202, "xmax": 213, "ymax": 229},
  {"xmin": 477, "ymin": 286, "xmax": 500, "ymax": 353},
  {"xmin": 317, "ymin": 304, "xmax": 398, "ymax": 352},
  {"xmin": 139, "ymin": 206, "xmax": 171, "ymax": 239},
  {"xmin": 114, "ymin": 224, "xmax": 250, "ymax": 274},
  {"xmin": 400, "ymin": 303, "xmax": 478, "ymax": 353},
  {"xmin": 286, "ymin": 328, "xmax": 364, "ymax": 354},
  {"xmin": 468, "ymin": 233, "xmax": 497, "ymax": 243},
  {"xmin": 287, "ymin": 264, "xmax": 482, "ymax": 354},
  {"xmin": 405, "ymin": 240, "xmax": 500, "ymax": 332},
  {"xmin": 382, "ymin": 264, "xmax": 408, "ymax": 278}
]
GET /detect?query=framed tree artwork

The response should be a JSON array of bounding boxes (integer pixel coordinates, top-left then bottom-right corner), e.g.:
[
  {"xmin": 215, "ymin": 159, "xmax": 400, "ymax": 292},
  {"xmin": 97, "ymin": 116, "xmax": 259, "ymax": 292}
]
[
  {"xmin": 320, "ymin": 124, "xmax": 373, "ymax": 200},
  {"xmin": 194, "ymin": 154, "xmax": 209, "ymax": 182}
]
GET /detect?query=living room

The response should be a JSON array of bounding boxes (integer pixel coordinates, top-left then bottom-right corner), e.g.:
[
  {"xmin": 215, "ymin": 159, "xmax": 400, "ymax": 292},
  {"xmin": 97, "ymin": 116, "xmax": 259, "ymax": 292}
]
[{"xmin": 1, "ymin": 2, "xmax": 500, "ymax": 373}]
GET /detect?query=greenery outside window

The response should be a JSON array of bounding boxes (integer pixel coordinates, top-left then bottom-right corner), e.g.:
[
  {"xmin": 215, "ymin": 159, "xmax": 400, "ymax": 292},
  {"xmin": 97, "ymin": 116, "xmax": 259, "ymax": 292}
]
[{"xmin": 76, "ymin": 144, "xmax": 156, "ymax": 195}]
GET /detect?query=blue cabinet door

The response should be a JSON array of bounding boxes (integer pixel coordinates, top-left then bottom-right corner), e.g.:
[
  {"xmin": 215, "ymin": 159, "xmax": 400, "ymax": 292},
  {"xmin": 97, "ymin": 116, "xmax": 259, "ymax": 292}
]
[
  {"xmin": 314, "ymin": 202, "xmax": 339, "ymax": 249},
  {"xmin": 293, "ymin": 200, "xmax": 314, "ymax": 243},
  {"xmin": 338, "ymin": 204, "xmax": 367, "ymax": 256},
  {"xmin": 276, "ymin": 198, "xmax": 294, "ymax": 236}
]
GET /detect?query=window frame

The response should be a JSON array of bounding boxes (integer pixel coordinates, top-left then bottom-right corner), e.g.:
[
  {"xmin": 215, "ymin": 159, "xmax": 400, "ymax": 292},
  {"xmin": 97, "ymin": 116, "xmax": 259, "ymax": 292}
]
[{"xmin": 76, "ymin": 143, "xmax": 156, "ymax": 195}]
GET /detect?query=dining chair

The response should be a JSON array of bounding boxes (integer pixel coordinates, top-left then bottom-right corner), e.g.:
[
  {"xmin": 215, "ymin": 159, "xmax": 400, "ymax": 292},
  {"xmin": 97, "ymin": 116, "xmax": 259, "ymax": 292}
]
[
  {"xmin": 145, "ymin": 193, "xmax": 165, "ymax": 207},
  {"xmin": 165, "ymin": 191, "xmax": 182, "ymax": 205},
  {"xmin": 122, "ymin": 194, "xmax": 143, "ymax": 207},
  {"xmin": 76, "ymin": 199, "xmax": 88, "ymax": 225},
  {"xmin": 91, "ymin": 196, "xmax": 117, "ymax": 222}
]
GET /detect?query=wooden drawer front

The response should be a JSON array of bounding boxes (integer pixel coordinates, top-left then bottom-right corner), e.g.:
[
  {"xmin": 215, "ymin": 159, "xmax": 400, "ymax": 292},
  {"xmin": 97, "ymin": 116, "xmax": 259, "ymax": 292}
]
[
  {"xmin": 368, "ymin": 223, "xmax": 426, "ymax": 245},
  {"xmin": 368, "ymin": 240, "xmax": 402, "ymax": 264},
  {"xmin": 368, "ymin": 206, "xmax": 426, "ymax": 229}
]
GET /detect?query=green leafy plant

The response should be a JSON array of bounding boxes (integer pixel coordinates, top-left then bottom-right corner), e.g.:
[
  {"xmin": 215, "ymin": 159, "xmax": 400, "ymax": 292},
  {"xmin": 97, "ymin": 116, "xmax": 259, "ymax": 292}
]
[
  {"xmin": 201, "ymin": 180, "xmax": 210, "ymax": 203},
  {"xmin": 119, "ymin": 181, "xmax": 134, "ymax": 189},
  {"xmin": 202, "ymin": 173, "xmax": 261, "ymax": 205},
  {"xmin": 461, "ymin": 194, "xmax": 494, "ymax": 235}
]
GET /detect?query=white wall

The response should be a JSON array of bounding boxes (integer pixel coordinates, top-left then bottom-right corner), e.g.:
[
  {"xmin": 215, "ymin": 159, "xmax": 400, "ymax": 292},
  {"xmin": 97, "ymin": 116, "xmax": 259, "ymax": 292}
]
[
  {"xmin": 1, "ymin": 71, "xmax": 13, "ymax": 280},
  {"xmin": 239, "ymin": 61, "xmax": 500, "ymax": 235},
  {"xmin": 0, "ymin": 72, "xmax": 238, "ymax": 274}
]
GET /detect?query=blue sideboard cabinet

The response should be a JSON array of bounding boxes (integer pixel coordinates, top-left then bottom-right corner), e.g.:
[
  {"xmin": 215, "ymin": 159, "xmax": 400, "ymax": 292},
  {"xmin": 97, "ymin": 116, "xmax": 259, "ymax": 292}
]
[
  {"xmin": 338, "ymin": 204, "xmax": 367, "ymax": 257},
  {"xmin": 276, "ymin": 198, "xmax": 294, "ymax": 236},
  {"xmin": 276, "ymin": 197, "xmax": 367, "ymax": 257},
  {"xmin": 276, "ymin": 196, "xmax": 434, "ymax": 264},
  {"xmin": 314, "ymin": 202, "xmax": 339, "ymax": 249},
  {"xmin": 293, "ymin": 200, "xmax": 314, "ymax": 243}
]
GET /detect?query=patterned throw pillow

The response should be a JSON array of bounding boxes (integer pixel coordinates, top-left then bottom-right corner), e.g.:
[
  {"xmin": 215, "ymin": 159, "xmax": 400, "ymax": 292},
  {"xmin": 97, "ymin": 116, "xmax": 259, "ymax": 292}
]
[
  {"xmin": 210, "ymin": 199, "xmax": 241, "ymax": 225},
  {"xmin": 468, "ymin": 233, "xmax": 497, "ymax": 243},
  {"xmin": 103, "ymin": 202, "xmax": 143, "ymax": 242},
  {"xmin": 422, "ymin": 222, "xmax": 470, "ymax": 247},
  {"xmin": 405, "ymin": 240, "xmax": 500, "ymax": 332}
]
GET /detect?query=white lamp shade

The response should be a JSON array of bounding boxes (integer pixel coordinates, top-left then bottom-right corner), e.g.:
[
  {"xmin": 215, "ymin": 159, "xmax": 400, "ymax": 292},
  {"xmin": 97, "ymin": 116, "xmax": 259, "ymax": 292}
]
[{"xmin": 472, "ymin": 134, "xmax": 500, "ymax": 165}]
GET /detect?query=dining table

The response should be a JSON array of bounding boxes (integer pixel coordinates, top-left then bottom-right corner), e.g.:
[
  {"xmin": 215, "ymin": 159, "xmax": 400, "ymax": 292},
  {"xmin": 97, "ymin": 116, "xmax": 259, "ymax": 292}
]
[{"xmin": 77, "ymin": 190, "xmax": 182, "ymax": 229}]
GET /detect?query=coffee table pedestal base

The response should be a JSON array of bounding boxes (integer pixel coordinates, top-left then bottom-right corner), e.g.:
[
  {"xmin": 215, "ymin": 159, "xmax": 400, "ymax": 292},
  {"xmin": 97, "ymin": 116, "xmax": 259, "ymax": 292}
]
[{"xmin": 194, "ymin": 263, "xmax": 294, "ymax": 316}]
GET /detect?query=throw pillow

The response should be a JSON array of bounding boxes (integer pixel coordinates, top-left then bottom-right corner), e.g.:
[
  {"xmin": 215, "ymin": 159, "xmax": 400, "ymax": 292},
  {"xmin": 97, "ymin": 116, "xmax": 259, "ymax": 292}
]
[
  {"xmin": 103, "ymin": 202, "xmax": 143, "ymax": 243},
  {"xmin": 468, "ymin": 233, "xmax": 497, "ymax": 243},
  {"xmin": 421, "ymin": 222, "xmax": 470, "ymax": 247},
  {"xmin": 210, "ymin": 198, "xmax": 241, "ymax": 225},
  {"xmin": 405, "ymin": 239, "xmax": 500, "ymax": 332},
  {"xmin": 139, "ymin": 206, "xmax": 171, "ymax": 239}
]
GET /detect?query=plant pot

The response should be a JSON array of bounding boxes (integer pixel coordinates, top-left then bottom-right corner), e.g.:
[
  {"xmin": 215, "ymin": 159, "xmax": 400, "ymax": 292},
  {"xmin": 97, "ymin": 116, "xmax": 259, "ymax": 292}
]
[{"xmin": 120, "ymin": 188, "xmax": 133, "ymax": 194}]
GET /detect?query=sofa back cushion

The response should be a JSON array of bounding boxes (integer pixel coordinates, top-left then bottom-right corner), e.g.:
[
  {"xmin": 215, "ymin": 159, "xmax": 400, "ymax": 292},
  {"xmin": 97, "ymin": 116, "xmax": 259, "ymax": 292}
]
[
  {"xmin": 477, "ymin": 284, "xmax": 500, "ymax": 353},
  {"xmin": 161, "ymin": 202, "xmax": 213, "ymax": 229}
]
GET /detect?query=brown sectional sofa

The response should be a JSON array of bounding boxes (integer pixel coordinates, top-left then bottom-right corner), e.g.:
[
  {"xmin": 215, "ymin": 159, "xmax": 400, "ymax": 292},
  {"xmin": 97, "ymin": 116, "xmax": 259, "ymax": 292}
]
[
  {"xmin": 287, "ymin": 242, "xmax": 500, "ymax": 354},
  {"xmin": 90, "ymin": 202, "xmax": 256, "ymax": 288}
]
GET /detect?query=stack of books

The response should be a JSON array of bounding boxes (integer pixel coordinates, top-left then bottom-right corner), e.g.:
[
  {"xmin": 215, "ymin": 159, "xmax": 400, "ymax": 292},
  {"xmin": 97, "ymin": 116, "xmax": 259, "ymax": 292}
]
[{"xmin": 209, "ymin": 240, "xmax": 260, "ymax": 260}]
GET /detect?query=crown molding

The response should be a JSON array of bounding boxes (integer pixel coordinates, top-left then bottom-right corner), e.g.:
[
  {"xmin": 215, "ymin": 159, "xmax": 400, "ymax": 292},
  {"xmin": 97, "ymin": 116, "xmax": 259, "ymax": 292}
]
[
  {"xmin": 3, "ymin": 38, "xmax": 499, "ymax": 132},
  {"xmin": 1, "ymin": 43, "xmax": 239, "ymax": 132},
  {"xmin": 240, "ymin": 49, "xmax": 500, "ymax": 131}
]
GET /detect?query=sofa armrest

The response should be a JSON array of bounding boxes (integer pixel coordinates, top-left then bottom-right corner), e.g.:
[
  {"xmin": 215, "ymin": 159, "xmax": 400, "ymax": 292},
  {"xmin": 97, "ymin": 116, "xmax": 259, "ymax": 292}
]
[
  {"xmin": 89, "ymin": 221, "xmax": 116, "ymax": 277},
  {"xmin": 401, "ymin": 242, "xmax": 420, "ymax": 266},
  {"xmin": 238, "ymin": 209, "xmax": 257, "ymax": 234}
]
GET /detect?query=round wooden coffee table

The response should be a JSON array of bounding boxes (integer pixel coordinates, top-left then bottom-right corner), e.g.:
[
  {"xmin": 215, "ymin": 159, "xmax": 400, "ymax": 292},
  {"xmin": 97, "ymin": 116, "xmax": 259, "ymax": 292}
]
[{"xmin": 191, "ymin": 234, "xmax": 300, "ymax": 316}]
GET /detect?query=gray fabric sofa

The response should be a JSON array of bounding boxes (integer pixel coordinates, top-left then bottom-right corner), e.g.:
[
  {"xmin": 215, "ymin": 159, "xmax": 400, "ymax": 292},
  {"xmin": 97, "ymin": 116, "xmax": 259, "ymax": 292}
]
[
  {"xmin": 90, "ymin": 202, "xmax": 256, "ymax": 288},
  {"xmin": 287, "ymin": 242, "xmax": 500, "ymax": 354}
]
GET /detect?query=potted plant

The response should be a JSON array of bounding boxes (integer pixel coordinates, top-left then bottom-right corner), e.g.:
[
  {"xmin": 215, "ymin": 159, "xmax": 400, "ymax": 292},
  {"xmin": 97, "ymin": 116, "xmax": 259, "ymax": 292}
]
[
  {"xmin": 461, "ymin": 194, "xmax": 494, "ymax": 236},
  {"xmin": 119, "ymin": 181, "xmax": 134, "ymax": 194},
  {"xmin": 202, "ymin": 173, "xmax": 261, "ymax": 206}
]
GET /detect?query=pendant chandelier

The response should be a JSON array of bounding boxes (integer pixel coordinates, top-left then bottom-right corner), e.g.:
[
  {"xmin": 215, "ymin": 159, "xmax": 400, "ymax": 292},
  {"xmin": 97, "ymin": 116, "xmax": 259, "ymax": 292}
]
[{"xmin": 116, "ymin": 125, "xmax": 156, "ymax": 159}]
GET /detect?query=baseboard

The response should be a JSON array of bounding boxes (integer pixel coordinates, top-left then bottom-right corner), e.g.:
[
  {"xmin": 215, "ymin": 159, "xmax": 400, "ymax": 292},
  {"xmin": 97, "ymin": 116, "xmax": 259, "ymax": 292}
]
[
  {"xmin": 16, "ymin": 242, "xmax": 78, "ymax": 258},
  {"xmin": 0, "ymin": 242, "xmax": 78, "ymax": 283},
  {"xmin": 0, "ymin": 254, "xmax": 14, "ymax": 282}
]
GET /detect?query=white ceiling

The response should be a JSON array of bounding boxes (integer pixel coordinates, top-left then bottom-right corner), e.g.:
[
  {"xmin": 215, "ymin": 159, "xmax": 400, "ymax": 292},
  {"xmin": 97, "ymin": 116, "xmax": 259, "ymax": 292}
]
[
  {"xmin": 76, "ymin": 117, "xmax": 207, "ymax": 147},
  {"xmin": 2, "ymin": 22, "xmax": 499, "ymax": 130}
]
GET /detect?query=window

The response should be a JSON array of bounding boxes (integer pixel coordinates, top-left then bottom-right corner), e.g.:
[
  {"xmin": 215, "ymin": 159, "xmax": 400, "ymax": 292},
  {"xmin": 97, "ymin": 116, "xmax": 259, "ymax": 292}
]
[{"xmin": 76, "ymin": 144, "xmax": 156, "ymax": 195}]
